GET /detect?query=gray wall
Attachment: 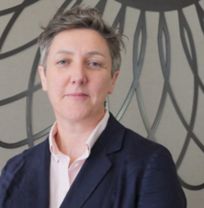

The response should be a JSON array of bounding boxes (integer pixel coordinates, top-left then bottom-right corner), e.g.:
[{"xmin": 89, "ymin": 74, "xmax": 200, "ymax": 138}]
[{"xmin": 0, "ymin": 0, "xmax": 204, "ymax": 207}]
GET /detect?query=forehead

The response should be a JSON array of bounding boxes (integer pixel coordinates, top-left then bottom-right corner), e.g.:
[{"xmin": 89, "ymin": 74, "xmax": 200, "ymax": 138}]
[{"xmin": 48, "ymin": 28, "xmax": 111, "ymax": 57}]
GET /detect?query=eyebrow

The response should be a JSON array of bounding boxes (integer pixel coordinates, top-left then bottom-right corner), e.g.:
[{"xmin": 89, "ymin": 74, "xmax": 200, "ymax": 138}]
[
  {"xmin": 55, "ymin": 50, "xmax": 74, "ymax": 55},
  {"xmin": 86, "ymin": 51, "xmax": 106, "ymax": 58},
  {"xmin": 56, "ymin": 50, "xmax": 106, "ymax": 58}
]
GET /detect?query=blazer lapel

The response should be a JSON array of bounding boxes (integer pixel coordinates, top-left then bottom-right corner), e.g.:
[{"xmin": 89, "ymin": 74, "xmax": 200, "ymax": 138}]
[
  {"xmin": 60, "ymin": 114, "xmax": 125, "ymax": 208},
  {"xmin": 61, "ymin": 150, "xmax": 112, "ymax": 208}
]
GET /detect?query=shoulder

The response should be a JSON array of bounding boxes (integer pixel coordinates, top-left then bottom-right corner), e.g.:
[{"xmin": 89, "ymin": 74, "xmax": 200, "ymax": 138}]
[
  {"xmin": 0, "ymin": 139, "xmax": 49, "ymax": 205},
  {"xmin": 125, "ymin": 127, "xmax": 174, "ymax": 165},
  {"xmin": 107, "ymin": 114, "xmax": 174, "ymax": 172},
  {"xmin": 0, "ymin": 139, "xmax": 48, "ymax": 178},
  {"xmin": 124, "ymin": 127, "xmax": 170, "ymax": 156},
  {"xmin": 107, "ymin": 113, "xmax": 172, "ymax": 163},
  {"xmin": 111, "ymin": 121, "xmax": 175, "ymax": 175}
]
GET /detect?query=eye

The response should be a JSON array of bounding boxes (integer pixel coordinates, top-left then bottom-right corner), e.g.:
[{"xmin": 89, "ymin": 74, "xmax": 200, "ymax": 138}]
[
  {"xmin": 56, "ymin": 59, "xmax": 70, "ymax": 66},
  {"xmin": 87, "ymin": 60, "xmax": 103, "ymax": 69}
]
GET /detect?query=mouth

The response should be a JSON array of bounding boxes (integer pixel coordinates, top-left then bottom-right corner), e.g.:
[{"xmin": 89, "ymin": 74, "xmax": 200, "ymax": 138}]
[{"xmin": 65, "ymin": 92, "xmax": 89, "ymax": 99}]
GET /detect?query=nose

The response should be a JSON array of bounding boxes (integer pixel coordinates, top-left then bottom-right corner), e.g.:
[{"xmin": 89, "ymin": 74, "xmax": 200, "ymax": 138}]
[{"xmin": 70, "ymin": 63, "xmax": 88, "ymax": 85}]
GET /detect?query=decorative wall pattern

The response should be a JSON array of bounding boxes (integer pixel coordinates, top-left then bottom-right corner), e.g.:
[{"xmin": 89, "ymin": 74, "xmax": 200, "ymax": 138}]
[{"xmin": 0, "ymin": 0, "xmax": 203, "ymax": 207}]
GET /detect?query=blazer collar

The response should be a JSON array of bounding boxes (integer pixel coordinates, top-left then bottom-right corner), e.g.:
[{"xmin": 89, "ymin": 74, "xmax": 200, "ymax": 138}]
[{"xmin": 60, "ymin": 114, "xmax": 125, "ymax": 208}]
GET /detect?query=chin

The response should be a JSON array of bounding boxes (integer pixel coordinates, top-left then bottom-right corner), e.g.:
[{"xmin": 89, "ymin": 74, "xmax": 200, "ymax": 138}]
[{"xmin": 61, "ymin": 110, "xmax": 90, "ymax": 121}]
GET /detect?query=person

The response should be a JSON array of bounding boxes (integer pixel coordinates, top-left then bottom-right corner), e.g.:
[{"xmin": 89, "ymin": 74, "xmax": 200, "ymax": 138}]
[{"xmin": 0, "ymin": 6, "xmax": 186, "ymax": 208}]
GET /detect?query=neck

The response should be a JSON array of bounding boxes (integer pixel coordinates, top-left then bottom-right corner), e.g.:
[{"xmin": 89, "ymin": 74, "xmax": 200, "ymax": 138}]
[{"xmin": 54, "ymin": 111, "xmax": 106, "ymax": 157}]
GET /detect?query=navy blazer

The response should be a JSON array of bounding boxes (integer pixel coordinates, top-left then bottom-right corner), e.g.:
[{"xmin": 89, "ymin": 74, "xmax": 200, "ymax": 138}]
[{"xmin": 0, "ymin": 115, "xmax": 186, "ymax": 208}]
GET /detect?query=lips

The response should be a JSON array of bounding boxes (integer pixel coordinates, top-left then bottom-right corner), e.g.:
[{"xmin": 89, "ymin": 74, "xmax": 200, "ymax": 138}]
[{"xmin": 65, "ymin": 92, "xmax": 89, "ymax": 99}]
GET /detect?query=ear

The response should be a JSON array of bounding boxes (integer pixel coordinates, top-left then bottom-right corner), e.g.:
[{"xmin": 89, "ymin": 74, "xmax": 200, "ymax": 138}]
[
  {"xmin": 108, "ymin": 70, "xmax": 120, "ymax": 94},
  {"xmin": 38, "ymin": 65, "xmax": 47, "ymax": 91}
]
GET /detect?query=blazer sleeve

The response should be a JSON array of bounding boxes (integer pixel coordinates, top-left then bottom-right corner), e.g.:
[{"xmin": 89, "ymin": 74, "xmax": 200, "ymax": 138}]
[{"xmin": 137, "ymin": 147, "xmax": 187, "ymax": 208}]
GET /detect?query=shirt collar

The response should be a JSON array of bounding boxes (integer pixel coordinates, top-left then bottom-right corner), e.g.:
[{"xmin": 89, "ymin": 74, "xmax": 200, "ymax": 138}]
[
  {"xmin": 49, "ymin": 111, "xmax": 110, "ymax": 159},
  {"xmin": 85, "ymin": 111, "xmax": 109, "ymax": 149}
]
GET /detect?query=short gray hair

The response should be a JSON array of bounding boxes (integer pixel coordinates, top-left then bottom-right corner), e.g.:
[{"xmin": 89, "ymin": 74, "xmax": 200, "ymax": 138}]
[{"xmin": 38, "ymin": 6, "xmax": 124, "ymax": 73}]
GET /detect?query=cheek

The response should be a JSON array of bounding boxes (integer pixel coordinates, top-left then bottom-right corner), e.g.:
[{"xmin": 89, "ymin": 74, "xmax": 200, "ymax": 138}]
[
  {"xmin": 46, "ymin": 77, "xmax": 64, "ymax": 97},
  {"xmin": 92, "ymin": 78, "xmax": 113, "ymax": 97}
]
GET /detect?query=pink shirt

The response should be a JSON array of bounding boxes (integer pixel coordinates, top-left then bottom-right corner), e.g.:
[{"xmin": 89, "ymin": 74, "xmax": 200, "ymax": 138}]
[{"xmin": 49, "ymin": 112, "xmax": 109, "ymax": 208}]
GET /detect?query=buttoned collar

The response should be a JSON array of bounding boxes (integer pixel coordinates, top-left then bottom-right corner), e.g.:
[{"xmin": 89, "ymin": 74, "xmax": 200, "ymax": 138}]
[{"xmin": 49, "ymin": 111, "xmax": 110, "ymax": 162}]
